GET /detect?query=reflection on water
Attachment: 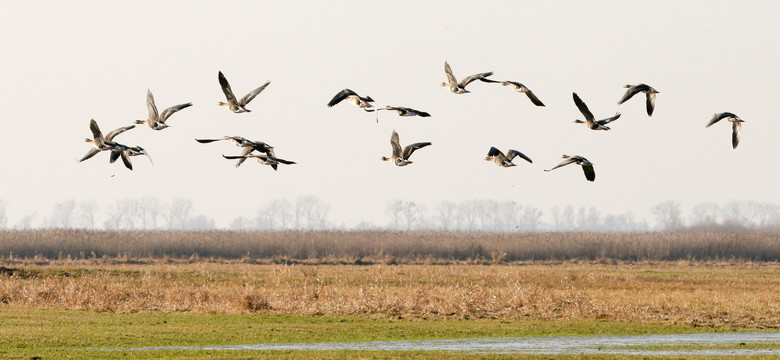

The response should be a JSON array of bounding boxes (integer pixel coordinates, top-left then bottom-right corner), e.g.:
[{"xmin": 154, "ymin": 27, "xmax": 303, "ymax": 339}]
[{"xmin": 93, "ymin": 332, "xmax": 780, "ymax": 356}]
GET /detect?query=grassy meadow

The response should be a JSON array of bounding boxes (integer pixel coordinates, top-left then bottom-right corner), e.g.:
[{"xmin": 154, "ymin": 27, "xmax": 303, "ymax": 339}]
[{"xmin": 1, "ymin": 230, "xmax": 779, "ymax": 359}]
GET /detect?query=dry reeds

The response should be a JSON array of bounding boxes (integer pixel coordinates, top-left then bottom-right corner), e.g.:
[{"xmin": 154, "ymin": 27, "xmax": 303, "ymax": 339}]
[{"xmin": 0, "ymin": 230, "xmax": 779, "ymax": 263}]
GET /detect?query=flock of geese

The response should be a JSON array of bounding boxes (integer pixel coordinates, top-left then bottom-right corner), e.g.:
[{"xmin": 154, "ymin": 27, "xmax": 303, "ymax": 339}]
[{"xmin": 80, "ymin": 62, "xmax": 745, "ymax": 181}]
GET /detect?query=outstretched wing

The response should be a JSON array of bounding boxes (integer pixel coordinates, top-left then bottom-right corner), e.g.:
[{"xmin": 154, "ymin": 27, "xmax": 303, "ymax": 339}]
[
  {"xmin": 706, "ymin": 112, "xmax": 732, "ymax": 127},
  {"xmin": 545, "ymin": 156, "xmax": 577, "ymax": 172},
  {"xmin": 524, "ymin": 89, "xmax": 545, "ymax": 107},
  {"xmin": 458, "ymin": 71, "xmax": 493, "ymax": 88},
  {"xmin": 79, "ymin": 148, "xmax": 100, "ymax": 162},
  {"xmin": 407, "ymin": 108, "xmax": 431, "ymax": 117},
  {"xmin": 146, "ymin": 89, "xmax": 159, "ymax": 121},
  {"xmin": 89, "ymin": 119, "xmax": 103, "ymax": 141},
  {"xmin": 443, "ymin": 61, "xmax": 458, "ymax": 87},
  {"xmin": 582, "ymin": 163, "xmax": 596, "ymax": 182},
  {"xmin": 104, "ymin": 125, "xmax": 135, "ymax": 142},
  {"xmin": 486, "ymin": 146, "xmax": 503, "ymax": 158},
  {"xmin": 572, "ymin": 92, "xmax": 595, "ymax": 122},
  {"xmin": 506, "ymin": 149, "xmax": 532, "ymax": 164},
  {"xmin": 402, "ymin": 142, "xmax": 432, "ymax": 160},
  {"xmin": 390, "ymin": 130, "xmax": 403, "ymax": 157},
  {"xmin": 159, "ymin": 102, "xmax": 193, "ymax": 122},
  {"xmin": 327, "ymin": 89, "xmax": 357, "ymax": 107},
  {"xmin": 732, "ymin": 121, "xmax": 742, "ymax": 149},
  {"xmin": 596, "ymin": 112, "xmax": 622, "ymax": 125},
  {"xmin": 239, "ymin": 80, "xmax": 271, "ymax": 106},
  {"xmin": 646, "ymin": 92, "xmax": 656, "ymax": 116},
  {"xmin": 617, "ymin": 85, "xmax": 640, "ymax": 105},
  {"xmin": 195, "ymin": 138, "xmax": 223, "ymax": 143},
  {"xmin": 218, "ymin": 71, "xmax": 238, "ymax": 104}
]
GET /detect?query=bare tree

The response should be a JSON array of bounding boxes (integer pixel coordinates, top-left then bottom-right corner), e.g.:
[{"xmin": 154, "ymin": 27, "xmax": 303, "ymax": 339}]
[
  {"xmin": 138, "ymin": 198, "xmax": 161, "ymax": 229},
  {"xmin": 0, "ymin": 200, "xmax": 7, "ymax": 229},
  {"xmin": 162, "ymin": 198, "xmax": 193, "ymax": 230},
  {"xmin": 689, "ymin": 202, "xmax": 720, "ymax": 227},
  {"xmin": 518, "ymin": 206, "xmax": 543, "ymax": 231},
  {"xmin": 50, "ymin": 200, "xmax": 77, "ymax": 228},
  {"xmin": 457, "ymin": 200, "xmax": 481, "ymax": 231},
  {"xmin": 385, "ymin": 200, "xmax": 404, "ymax": 229},
  {"xmin": 651, "ymin": 201, "xmax": 683, "ymax": 230},
  {"xmin": 400, "ymin": 201, "xmax": 424, "ymax": 230},
  {"xmin": 434, "ymin": 201, "xmax": 457, "ymax": 230},
  {"xmin": 78, "ymin": 200, "xmax": 99, "ymax": 229},
  {"xmin": 17, "ymin": 213, "xmax": 37, "ymax": 230},
  {"xmin": 723, "ymin": 201, "xmax": 759, "ymax": 228}
]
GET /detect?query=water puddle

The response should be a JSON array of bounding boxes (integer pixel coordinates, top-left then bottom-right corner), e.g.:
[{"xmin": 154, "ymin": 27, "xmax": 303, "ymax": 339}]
[{"xmin": 94, "ymin": 332, "xmax": 780, "ymax": 356}]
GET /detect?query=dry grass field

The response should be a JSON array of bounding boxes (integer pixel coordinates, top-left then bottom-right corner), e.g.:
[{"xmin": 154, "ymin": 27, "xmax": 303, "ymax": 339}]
[{"xmin": 2, "ymin": 260, "xmax": 779, "ymax": 329}]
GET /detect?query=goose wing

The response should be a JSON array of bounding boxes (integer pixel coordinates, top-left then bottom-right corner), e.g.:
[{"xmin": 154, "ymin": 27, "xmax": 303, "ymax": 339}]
[
  {"xmin": 458, "ymin": 71, "xmax": 494, "ymax": 88},
  {"xmin": 402, "ymin": 142, "xmax": 432, "ymax": 159},
  {"xmin": 524, "ymin": 89, "xmax": 545, "ymax": 107},
  {"xmin": 238, "ymin": 80, "xmax": 270, "ymax": 106},
  {"xmin": 119, "ymin": 151, "xmax": 133, "ymax": 170},
  {"xmin": 79, "ymin": 148, "xmax": 100, "ymax": 162},
  {"xmin": 89, "ymin": 119, "xmax": 103, "ymax": 141},
  {"xmin": 545, "ymin": 156, "xmax": 577, "ymax": 172},
  {"xmin": 159, "ymin": 102, "xmax": 193, "ymax": 122},
  {"xmin": 646, "ymin": 92, "xmax": 656, "ymax": 116},
  {"xmin": 146, "ymin": 90, "xmax": 159, "ymax": 121},
  {"xmin": 327, "ymin": 88, "xmax": 357, "ymax": 107},
  {"xmin": 572, "ymin": 93, "xmax": 595, "ymax": 122},
  {"xmin": 390, "ymin": 130, "xmax": 403, "ymax": 157},
  {"xmin": 104, "ymin": 125, "xmax": 135, "ymax": 141},
  {"xmin": 596, "ymin": 112, "xmax": 621, "ymax": 125},
  {"xmin": 732, "ymin": 121, "xmax": 742, "ymax": 149},
  {"xmin": 407, "ymin": 108, "xmax": 431, "ymax": 117},
  {"xmin": 443, "ymin": 61, "xmax": 459, "ymax": 87},
  {"xmin": 706, "ymin": 112, "xmax": 733, "ymax": 127},
  {"xmin": 218, "ymin": 71, "xmax": 238, "ymax": 104},
  {"xmin": 486, "ymin": 146, "xmax": 504, "ymax": 158},
  {"xmin": 617, "ymin": 85, "xmax": 641, "ymax": 105},
  {"xmin": 195, "ymin": 138, "xmax": 225, "ymax": 143},
  {"xmin": 506, "ymin": 149, "xmax": 532, "ymax": 164},
  {"xmin": 581, "ymin": 163, "xmax": 596, "ymax": 181}
]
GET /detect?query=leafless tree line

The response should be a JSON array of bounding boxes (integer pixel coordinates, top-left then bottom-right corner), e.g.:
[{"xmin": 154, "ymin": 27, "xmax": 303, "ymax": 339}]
[{"xmin": 652, "ymin": 200, "xmax": 780, "ymax": 231}]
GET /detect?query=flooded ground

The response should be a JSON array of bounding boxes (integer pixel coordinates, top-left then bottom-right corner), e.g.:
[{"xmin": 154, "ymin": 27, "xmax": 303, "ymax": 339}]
[{"xmin": 95, "ymin": 332, "xmax": 780, "ymax": 356}]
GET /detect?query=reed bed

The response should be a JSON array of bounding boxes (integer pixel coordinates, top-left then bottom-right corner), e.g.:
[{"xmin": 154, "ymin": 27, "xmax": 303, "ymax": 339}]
[
  {"xmin": 1, "ymin": 261, "xmax": 778, "ymax": 329},
  {"xmin": 0, "ymin": 229, "xmax": 779, "ymax": 263}
]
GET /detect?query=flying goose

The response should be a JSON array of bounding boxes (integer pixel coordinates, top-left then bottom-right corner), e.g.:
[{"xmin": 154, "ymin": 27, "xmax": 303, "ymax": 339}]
[
  {"xmin": 618, "ymin": 83, "xmax": 658, "ymax": 116},
  {"xmin": 80, "ymin": 119, "xmax": 135, "ymax": 162},
  {"xmin": 369, "ymin": 106, "xmax": 431, "ymax": 122},
  {"xmin": 134, "ymin": 89, "xmax": 192, "ymax": 130},
  {"xmin": 480, "ymin": 79, "xmax": 545, "ymax": 106},
  {"xmin": 107, "ymin": 143, "xmax": 153, "ymax": 171},
  {"xmin": 381, "ymin": 130, "xmax": 431, "ymax": 166},
  {"xmin": 327, "ymin": 88, "xmax": 375, "ymax": 110},
  {"xmin": 544, "ymin": 155, "xmax": 595, "ymax": 182},
  {"xmin": 441, "ymin": 61, "xmax": 494, "ymax": 94},
  {"xmin": 573, "ymin": 92, "xmax": 621, "ymax": 130},
  {"xmin": 706, "ymin": 112, "xmax": 745, "ymax": 149},
  {"xmin": 221, "ymin": 154, "xmax": 295, "ymax": 171},
  {"xmin": 217, "ymin": 71, "xmax": 270, "ymax": 113},
  {"xmin": 485, "ymin": 147, "xmax": 532, "ymax": 167},
  {"xmin": 196, "ymin": 136, "xmax": 275, "ymax": 167}
]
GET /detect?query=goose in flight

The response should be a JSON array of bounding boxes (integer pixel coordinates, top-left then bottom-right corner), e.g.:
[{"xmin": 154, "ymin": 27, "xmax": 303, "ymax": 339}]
[
  {"xmin": 485, "ymin": 147, "xmax": 532, "ymax": 167},
  {"xmin": 706, "ymin": 112, "xmax": 744, "ymax": 149},
  {"xmin": 327, "ymin": 88, "xmax": 375, "ymax": 110},
  {"xmin": 369, "ymin": 106, "xmax": 431, "ymax": 122},
  {"xmin": 135, "ymin": 89, "xmax": 193, "ymax": 130},
  {"xmin": 107, "ymin": 143, "xmax": 153, "ymax": 171},
  {"xmin": 441, "ymin": 61, "xmax": 494, "ymax": 94},
  {"xmin": 480, "ymin": 79, "xmax": 545, "ymax": 106},
  {"xmin": 196, "ymin": 136, "xmax": 275, "ymax": 167},
  {"xmin": 221, "ymin": 154, "xmax": 295, "ymax": 171},
  {"xmin": 544, "ymin": 155, "xmax": 595, "ymax": 182},
  {"xmin": 381, "ymin": 130, "xmax": 431, "ymax": 166},
  {"xmin": 217, "ymin": 71, "xmax": 270, "ymax": 113},
  {"xmin": 618, "ymin": 83, "xmax": 658, "ymax": 116},
  {"xmin": 573, "ymin": 92, "xmax": 621, "ymax": 130},
  {"xmin": 80, "ymin": 119, "xmax": 135, "ymax": 162}
]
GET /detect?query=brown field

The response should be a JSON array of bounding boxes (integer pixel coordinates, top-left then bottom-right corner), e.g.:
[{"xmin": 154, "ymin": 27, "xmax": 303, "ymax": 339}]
[
  {"xmin": 1, "ymin": 229, "xmax": 779, "ymax": 262},
  {"xmin": 1, "ymin": 260, "xmax": 779, "ymax": 329}
]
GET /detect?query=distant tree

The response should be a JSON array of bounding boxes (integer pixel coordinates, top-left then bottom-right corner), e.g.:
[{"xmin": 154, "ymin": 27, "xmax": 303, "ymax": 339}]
[
  {"xmin": 723, "ymin": 201, "xmax": 759, "ymax": 228},
  {"xmin": 16, "ymin": 213, "xmax": 37, "ymax": 230},
  {"xmin": 257, "ymin": 199, "xmax": 292, "ymax": 230},
  {"xmin": 385, "ymin": 200, "xmax": 404, "ymax": 229},
  {"xmin": 162, "ymin": 198, "xmax": 193, "ymax": 230},
  {"xmin": 400, "ymin": 201, "xmax": 424, "ymax": 230},
  {"xmin": 518, "ymin": 206, "xmax": 543, "ymax": 231},
  {"xmin": 0, "ymin": 200, "xmax": 7, "ymax": 229},
  {"xmin": 689, "ymin": 202, "xmax": 720, "ymax": 227},
  {"xmin": 229, "ymin": 216, "xmax": 253, "ymax": 231},
  {"xmin": 651, "ymin": 201, "xmax": 683, "ymax": 230},
  {"xmin": 434, "ymin": 201, "xmax": 457, "ymax": 230},
  {"xmin": 50, "ymin": 199, "xmax": 77, "ymax": 228},
  {"xmin": 457, "ymin": 200, "xmax": 481, "ymax": 231},
  {"xmin": 755, "ymin": 202, "xmax": 780, "ymax": 229},
  {"xmin": 78, "ymin": 200, "xmax": 99, "ymax": 229},
  {"xmin": 138, "ymin": 198, "xmax": 161, "ymax": 229}
]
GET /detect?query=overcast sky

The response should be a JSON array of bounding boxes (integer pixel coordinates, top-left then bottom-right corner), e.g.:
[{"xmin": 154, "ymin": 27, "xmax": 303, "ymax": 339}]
[{"xmin": 1, "ymin": 1, "xmax": 778, "ymax": 228}]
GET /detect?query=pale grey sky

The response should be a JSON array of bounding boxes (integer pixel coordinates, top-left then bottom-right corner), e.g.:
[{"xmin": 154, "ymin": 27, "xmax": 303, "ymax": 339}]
[{"xmin": 1, "ymin": 1, "xmax": 778, "ymax": 228}]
